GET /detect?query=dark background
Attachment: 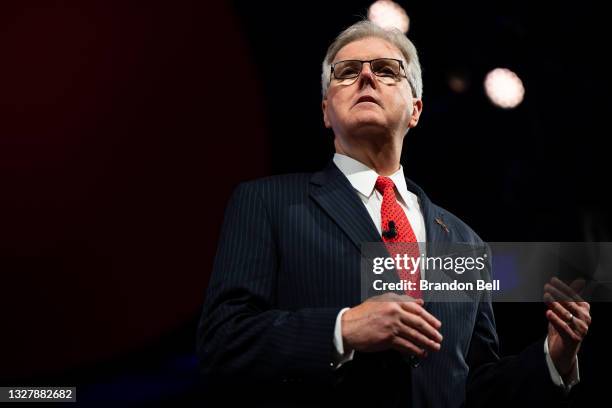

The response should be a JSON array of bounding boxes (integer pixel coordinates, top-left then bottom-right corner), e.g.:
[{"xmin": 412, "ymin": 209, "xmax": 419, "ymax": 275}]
[{"xmin": 0, "ymin": 0, "xmax": 609, "ymax": 406}]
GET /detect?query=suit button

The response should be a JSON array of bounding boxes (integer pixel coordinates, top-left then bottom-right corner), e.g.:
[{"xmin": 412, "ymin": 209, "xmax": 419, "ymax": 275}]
[{"xmin": 409, "ymin": 355, "xmax": 420, "ymax": 368}]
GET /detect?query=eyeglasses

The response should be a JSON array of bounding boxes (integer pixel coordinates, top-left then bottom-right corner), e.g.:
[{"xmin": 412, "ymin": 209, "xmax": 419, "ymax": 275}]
[{"xmin": 330, "ymin": 58, "xmax": 407, "ymax": 86}]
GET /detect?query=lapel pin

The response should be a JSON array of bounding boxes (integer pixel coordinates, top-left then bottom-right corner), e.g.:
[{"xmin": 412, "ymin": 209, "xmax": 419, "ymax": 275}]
[{"xmin": 435, "ymin": 217, "xmax": 450, "ymax": 234}]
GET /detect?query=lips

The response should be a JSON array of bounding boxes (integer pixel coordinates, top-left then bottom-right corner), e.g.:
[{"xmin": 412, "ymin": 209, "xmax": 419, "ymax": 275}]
[{"xmin": 354, "ymin": 94, "xmax": 381, "ymax": 107}]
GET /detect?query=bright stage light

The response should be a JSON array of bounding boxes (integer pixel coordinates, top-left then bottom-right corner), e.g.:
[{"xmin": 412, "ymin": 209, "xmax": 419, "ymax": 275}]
[
  {"xmin": 368, "ymin": 0, "xmax": 410, "ymax": 33},
  {"xmin": 484, "ymin": 68, "xmax": 525, "ymax": 109}
]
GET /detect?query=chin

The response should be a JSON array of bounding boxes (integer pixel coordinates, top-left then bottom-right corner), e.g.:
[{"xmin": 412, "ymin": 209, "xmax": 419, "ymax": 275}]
[
  {"xmin": 350, "ymin": 114, "xmax": 386, "ymax": 131},
  {"xmin": 349, "ymin": 106, "xmax": 380, "ymax": 118},
  {"xmin": 347, "ymin": 122, "xmax": 389, "ymax": 139}
]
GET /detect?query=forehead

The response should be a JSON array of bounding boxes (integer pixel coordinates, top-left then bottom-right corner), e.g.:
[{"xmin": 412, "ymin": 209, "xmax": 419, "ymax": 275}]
[{"xmin": 333, "ymin": 37, "xmax": 404, "ymax": 63}]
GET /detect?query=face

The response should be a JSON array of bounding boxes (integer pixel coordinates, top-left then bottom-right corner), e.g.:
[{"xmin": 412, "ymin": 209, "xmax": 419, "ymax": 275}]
[{"xmin": 322, "ymin": 37, "xmax": 422, "ymax": 141}]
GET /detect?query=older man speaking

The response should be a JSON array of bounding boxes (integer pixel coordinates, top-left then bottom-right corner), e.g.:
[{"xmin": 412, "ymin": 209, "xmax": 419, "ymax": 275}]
[{"xmin": 197, "ymin": 20, "xmax": 590, "ymax": 408}]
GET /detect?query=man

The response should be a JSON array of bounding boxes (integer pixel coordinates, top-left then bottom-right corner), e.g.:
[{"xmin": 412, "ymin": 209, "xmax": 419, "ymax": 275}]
[{"xmin": 196, "ymin": 20, "xmax": 591, "ymax": 407}]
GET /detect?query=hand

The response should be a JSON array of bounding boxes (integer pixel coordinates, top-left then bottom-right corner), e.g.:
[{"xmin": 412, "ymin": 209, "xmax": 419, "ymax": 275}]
[
  {"xmin": 544, "ymin": 277, "xmax": 591, "ymax": 376},
  {"xmin": 341, "ymin": 293, "xmax": 442, "ymax": 357}
]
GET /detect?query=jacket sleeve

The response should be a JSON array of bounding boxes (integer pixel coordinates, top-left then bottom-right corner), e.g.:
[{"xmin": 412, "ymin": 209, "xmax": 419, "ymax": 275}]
[
  {"xmin": 196, "ymin": 182, "xmax": 343, "ymax": 386},
  {"xmin": 464, "ymin": 259, "xmax": 569, "ymax": 407}
]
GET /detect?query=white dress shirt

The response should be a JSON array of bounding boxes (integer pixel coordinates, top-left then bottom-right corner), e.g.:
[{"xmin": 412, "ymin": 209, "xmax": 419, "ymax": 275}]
[
  {"xmin": 329, "ymin": 153, "xmax": 579, "ymax": 391},
  {"xmin": 332, "ymin": 153, "xmax": 426, "ymax": 243}
]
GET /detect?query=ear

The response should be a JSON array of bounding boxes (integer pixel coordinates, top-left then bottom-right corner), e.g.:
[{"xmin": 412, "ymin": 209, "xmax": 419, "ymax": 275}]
[
  {"xmin": 408, "ymin": 98, "xmax": 423, "ymax": 128},
  {"xmin": 322, "ymin": 98, "xmax": 331, "ymax": 128}
]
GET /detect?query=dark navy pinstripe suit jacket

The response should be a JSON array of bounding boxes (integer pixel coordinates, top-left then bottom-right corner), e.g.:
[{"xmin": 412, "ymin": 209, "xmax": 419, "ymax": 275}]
[{"xmin": 197, "ymin": 161, "xmax": 565, "ymax": 407}]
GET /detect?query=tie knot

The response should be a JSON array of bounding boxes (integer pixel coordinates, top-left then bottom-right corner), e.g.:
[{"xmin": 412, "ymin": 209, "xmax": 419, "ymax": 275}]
[{"xmin": 375, "ymin": 176, "xmax": 395, "ymax": 193}]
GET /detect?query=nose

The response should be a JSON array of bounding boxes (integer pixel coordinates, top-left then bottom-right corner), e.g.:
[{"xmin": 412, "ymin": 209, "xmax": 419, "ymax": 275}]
[{"xmin": 358, "ymin": 62, "xmax": 377, "ymax": 88}]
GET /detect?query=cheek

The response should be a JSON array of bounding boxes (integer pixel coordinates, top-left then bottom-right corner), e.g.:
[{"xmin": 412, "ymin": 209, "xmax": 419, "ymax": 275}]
[
  {"xmin": 327, "ymin": 94, "xmax": 348, "ymax": 119},
  {"xmin": 394, "ymin": 93, "xmax": 413, "ymax": 119},
  {"xmin": 325, "ymin": 102, "xmax": 338, "ymax": 124}
]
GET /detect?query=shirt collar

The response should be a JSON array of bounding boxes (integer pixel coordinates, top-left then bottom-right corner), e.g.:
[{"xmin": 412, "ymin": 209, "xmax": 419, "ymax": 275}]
[{"xmin": 332, "ymin": 153, "xmax": 414, "ymax": 206}]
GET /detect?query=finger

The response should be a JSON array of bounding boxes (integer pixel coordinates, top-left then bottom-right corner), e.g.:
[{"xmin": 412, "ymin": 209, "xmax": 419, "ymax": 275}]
[
  {"xmin": 555, "ymin": 299, "xmax": 592, "ymax": 326},
  {"xmin": 545, "ymin": 298, "xmax": 572, "ymax": 321},
  {"xmin": 550, "ymin": 277, "xmax": 584, "ymax": 302},
  {"xmin": 546, "ymin": 310, "xmax": 582, "ymax": 342},
  {"xmin": 558, "ymin": 307, "xmax": 589, "ymax": 337},
  {"xmin": 544, "ymin": 282, "xmax": 574, "ymax": 302},
  {"xmin": 545, "ymin": 302, "xmax": 588, "ymax": 340},
  {"xmin": 395, "ymin": 294, "xmax": 425, "ymax": 306},
  {"xmin": 399, "ymin": 310, "xmax": 443, "ymax": 343},
  {"xmin": 377, "ymin": 294, "xmax": 424, "ymax": 311},
  {"xmin": 570, "ymin": 278, "xmax": 586, "ymax": 293},
  {"xmin": 544, "ymin": 291, "xmax": 592, "ymax": 326},
  {"xmin": 395, "ymin": 322, "xmax": 441, "ymax": 352},
  {"xmin": 387, "ymin": 293, "xmax": 422, "ymax": 302},
  {"xmin": 390, "ymin": 335, "xmax": 427, "ymax": 357},
  {"xmin": 570, "ymin": 316, "xmax": 589, "ymax": 337},
  {"xmin": 398, "ymin": 301, "xmax": 443, "ymax": 336},
  {"xmin": 569, "ymin": 279, "xmax": 591, "ymax": 309},
  {"xmin": 399, "ymin": 301, "xmax": 442, "ymax": 329}
]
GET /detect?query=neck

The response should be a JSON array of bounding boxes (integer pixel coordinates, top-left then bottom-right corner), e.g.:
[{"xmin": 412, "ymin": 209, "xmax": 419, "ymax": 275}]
[{"xmin": 334, "ymin": 135, "xmax": 402, "ymax": 176}]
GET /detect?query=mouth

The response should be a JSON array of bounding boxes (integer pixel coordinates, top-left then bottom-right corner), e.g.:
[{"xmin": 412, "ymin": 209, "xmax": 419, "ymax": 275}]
[{"xmin": 354, "ymin": 95, "xmax": 381, "ymax": 107}]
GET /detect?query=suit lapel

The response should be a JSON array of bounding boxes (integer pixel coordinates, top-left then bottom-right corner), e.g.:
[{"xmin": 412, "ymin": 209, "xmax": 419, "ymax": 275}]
[
  {"xmin": 309, "ymin": 163, "xmax": 461, "ymax": 302},
  {"xmin": 309, "ymin": 161, "xmax": 381, "ymax": 251},
  {"xmin": 309, "ymin": 163, "xmax": 456, "ymax": 251},
  {"xmin": 404, "ymin": 177, "xmax": 451, "ymax": 244},
  {"xmin": 404, "ymin": 177, "xmax": 456, "ymax": 307}
]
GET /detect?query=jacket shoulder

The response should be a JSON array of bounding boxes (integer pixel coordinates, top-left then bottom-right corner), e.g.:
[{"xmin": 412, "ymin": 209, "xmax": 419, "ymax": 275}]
[
  {"xmin": 235, "ymin": 173, "xmax": 312, "ymax": 192},
  {"xmin": 228, "ymin": 173, "xmax": 314, "ymax": 207}
]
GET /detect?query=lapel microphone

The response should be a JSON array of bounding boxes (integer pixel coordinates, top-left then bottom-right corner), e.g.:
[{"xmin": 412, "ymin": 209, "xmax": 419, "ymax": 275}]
[{"xmin": 382, "ymin": 220, "xmax": 397, "ymax": 239}]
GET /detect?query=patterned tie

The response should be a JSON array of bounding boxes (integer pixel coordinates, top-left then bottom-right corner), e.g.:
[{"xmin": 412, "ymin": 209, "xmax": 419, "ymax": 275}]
[{"xmin": 375, "ymin": 176, "xmax": 422, "ymax": 299}]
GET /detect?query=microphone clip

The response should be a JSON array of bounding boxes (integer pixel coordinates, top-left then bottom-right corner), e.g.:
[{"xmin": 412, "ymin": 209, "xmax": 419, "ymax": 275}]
[{"xmin": 382, "ymin": 220, "xmax": 397, "ymax": 239}]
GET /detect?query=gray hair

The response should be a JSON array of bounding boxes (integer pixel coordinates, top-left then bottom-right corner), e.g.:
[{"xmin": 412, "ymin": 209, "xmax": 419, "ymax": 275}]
[{"xmin": 321, "ymin": 20, "xmax": 423, "ymax": 99}]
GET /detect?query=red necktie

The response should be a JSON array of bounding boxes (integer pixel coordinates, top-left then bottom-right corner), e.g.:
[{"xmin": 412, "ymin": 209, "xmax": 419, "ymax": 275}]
[{"xmin": 375, "ymin": 176, "xmax": 422, "ymax": 299}]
